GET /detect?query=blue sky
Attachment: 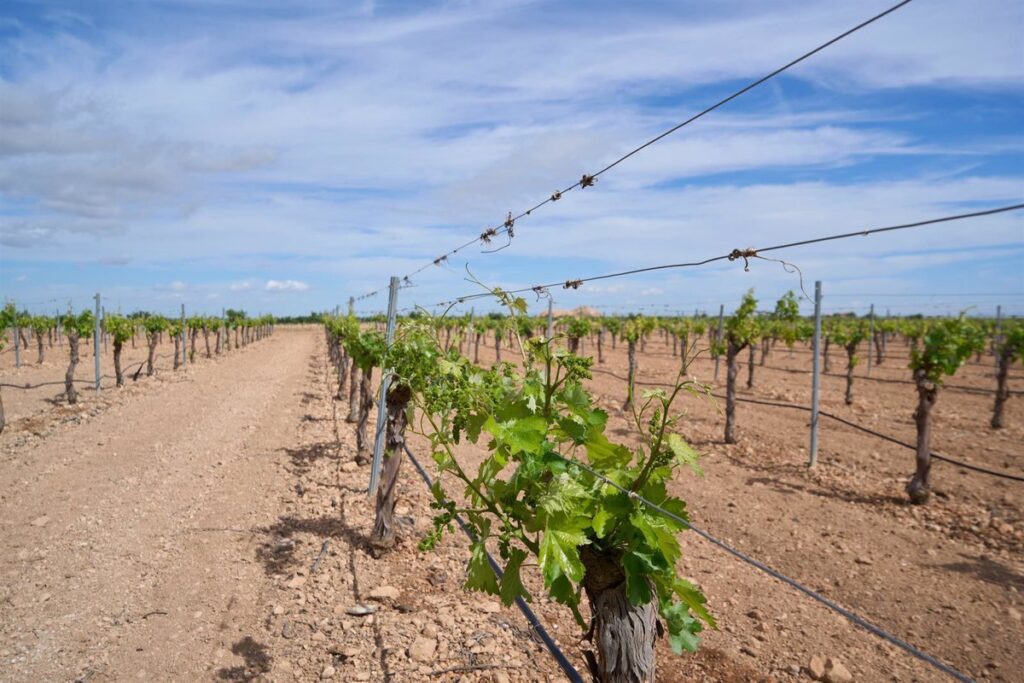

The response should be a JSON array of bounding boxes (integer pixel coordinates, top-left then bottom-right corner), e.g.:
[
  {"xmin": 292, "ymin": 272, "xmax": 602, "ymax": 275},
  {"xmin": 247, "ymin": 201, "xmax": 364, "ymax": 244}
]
[{"xmin": 1, "ymin": 0, "xmax": 1022, "ymax": 318}]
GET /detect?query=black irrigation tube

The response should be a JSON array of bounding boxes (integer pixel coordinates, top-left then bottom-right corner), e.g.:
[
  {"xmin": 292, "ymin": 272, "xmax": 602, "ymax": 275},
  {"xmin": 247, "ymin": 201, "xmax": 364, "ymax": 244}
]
[
  {"xmin": 548, "ymin": 453, "xmax": 976, "ymax": 683},
  {"xmin": 710, "ymin": 391, "xmax": 1024, "ymax": 482},
  {"xmin": 589, "ymin": 368, "xmax": 1023, "ymax": 482},
  {"xmin": 403, "ymin": 443, "xmax": 585, "ymax": 683}
]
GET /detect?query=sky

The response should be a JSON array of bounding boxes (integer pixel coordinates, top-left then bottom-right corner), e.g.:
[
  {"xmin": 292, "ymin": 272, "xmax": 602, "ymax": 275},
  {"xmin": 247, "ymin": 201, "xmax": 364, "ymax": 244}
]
[{"xmin": 1, "ymin": 0, "xmax": 1022, "ymax": 319}]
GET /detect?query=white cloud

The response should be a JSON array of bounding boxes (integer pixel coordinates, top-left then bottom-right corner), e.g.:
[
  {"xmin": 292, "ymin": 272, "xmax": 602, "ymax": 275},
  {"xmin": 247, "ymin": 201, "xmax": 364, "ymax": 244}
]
[{"xmin": 265, "ymin": 279, "xmax": 310, "ymax": 292}]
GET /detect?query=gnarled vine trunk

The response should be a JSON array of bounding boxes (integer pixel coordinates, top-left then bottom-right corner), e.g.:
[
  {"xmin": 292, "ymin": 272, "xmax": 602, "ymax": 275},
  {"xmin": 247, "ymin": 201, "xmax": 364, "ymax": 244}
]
[
  {"xmin": 760, "ymin": 337, "xmax": 769, "ymax": 366},
  {"xmin": 724, "ymin": 342, "xmax": 741, "ymax": 444},
  {"xmin": 474, "ymin": 333, "xmax": 482, "ymax": 364},
  {"xmin": 874, "ymin": 332, "xmax": 884, "ymax": 365},
  {"xmin": 173, "ymin": 334, "xmax": 181, "ymax": 371},
  {"xmin": 907, "ymin": 369, "xmax": 938, "ymax": 504},
  {"xmin": 370, "ymin": 384, "xmax": 411, "ymax": 552},
  {"xmin": 597, "ymin": 330, "xmax": 604, "ymax": 364},
  {"xmin": 623, "ymin": 340, "xmax": 637, "ymax": 412},
  {"xmin": 147, "ymin": 333, "xmax": 159, "ymax": 376},
  {"xmin": 746, "ymin": 344, "xmax": 756, "ymax": 388},
  {"xmin": 991, "ymin": 347, "xmax": 1011, "ymax": 429},
  {"xmin": 844, "ymin": 343, "xmax": 857, "ymax": 405},
  {"xmin": 113, "ymin": 340, "xmax": 124, "ymax": 387},
  {"xmin": 203, "ymin": 329, "xmax": 211, "ymax": 358},
  {"xmin": 581, "ymin": 546, "xmax": 658, "ymax": 683},
  {"xmin": 568, "ymin": 336, "xmax": 580, "ymax": 354},
  {"xmin": 823, "ymin": 338, "xmax": 832, "ymax": 374},
  {"xmin": 336, "ymin": 350, "xmax": 349, "ymax": 400},
  {"xmin": 355, "ymin": 367, "xmax": 374, "ymax": 464},
  {"xmin": 495, "ymin": 332, "xmax": 502, "ymax": 362},
  {"xmin": 36, "ymin": 333, "xmax": 45, "ymax": 364},
  {"xmin": 65, "ymin": 332, "xmax": 80, "ymax": 404},
  {"xmin": 346, "ymin": 365, "xmax": 360, "ymax": 422}
]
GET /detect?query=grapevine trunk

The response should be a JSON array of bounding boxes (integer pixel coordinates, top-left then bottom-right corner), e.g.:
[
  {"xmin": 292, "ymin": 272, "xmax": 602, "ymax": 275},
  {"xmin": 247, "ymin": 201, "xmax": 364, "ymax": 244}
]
[
  {"xmin": 581, "ymin": 546, "xmax": 658, "ymax": 683},
  {"xmin": 355, "ymin": 367, "xmax": 374, "ymax": 464},
  {"xmin": 65, "ymin": 332, "xmax": 80, "ymax": 404},
  {"xmin": 907, "ymin": 369, "xmax": 938, "ymax": 504},
  {"xmin": 724, "ymin": 342, "xmax": 741, "ymax": 444},
  {"xmin": 346, "ymin": 365, "xmax": 360, "ymax": 422},
  {"xmin": 370, "ymin": 384, "xmax": 411, "ymax": 552},
  {"xmin": 991, "ymin": 347, "xmax": 1011, "ymax": 429},
  {"xmin": 113, "ymin": 340, "xmax": 124, "ymax": 387}
]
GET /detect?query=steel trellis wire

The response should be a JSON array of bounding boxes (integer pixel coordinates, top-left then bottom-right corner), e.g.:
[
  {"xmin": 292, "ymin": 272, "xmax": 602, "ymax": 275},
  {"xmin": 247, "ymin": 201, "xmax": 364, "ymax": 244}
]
[
  {"xmin": 420, "ymin": 203, "xmax": 1024, "ymax": 310},
  {"xmin": 547, "ymin": 452, "xmax": 975, "ymax": 683},
  {"xmin": 353, "ymin": 0, "xmax": 917, "ymax": 301}
]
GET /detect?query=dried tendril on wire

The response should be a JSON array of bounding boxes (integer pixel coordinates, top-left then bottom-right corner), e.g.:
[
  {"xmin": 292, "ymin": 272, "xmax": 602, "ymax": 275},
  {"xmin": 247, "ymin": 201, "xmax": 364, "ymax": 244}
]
[
  {"xmin": 579, "ymin": 174, "xmax": 596, "ymax": 189},
  {"xmin": 727, "ymin": 247, "xmax": 758, "ymax": 271},
  {"xmin": 564, "ymin": 279, "xmax": 582, "ymax": 290}
]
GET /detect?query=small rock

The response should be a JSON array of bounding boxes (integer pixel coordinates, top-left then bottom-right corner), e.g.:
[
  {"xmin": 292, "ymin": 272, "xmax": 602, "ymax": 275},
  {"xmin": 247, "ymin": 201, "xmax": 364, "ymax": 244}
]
[
  {"xmin": 824, "ymin": 659, "xmax": 852, "ymax": 683},
  {"xmin": 368, "ymin": 586, "xmax": 400, "ymax": 601},
  {"xmin": 1008, "ymin": 607, "xmax": 1022, "ymax": 622},
  {"xmin": 854, "ymin": 556, "xmax": 873, "ymax": 566},
  {"xmin": 345, "ymin": 604, "xmax": 377, "ymax": 617},
  {"xmin": 409, "ymin": 637, "xmax": 437, "ymax": 663},
  {"xmin": 492, "ymin": 673, "xmax": 511, "ymax": 683},
  {"xmin": 287, "ymin": 575, "xmax": 307, "ymax": 589},
  {"xmin": 31, "ymin": 516, "xmax": 50, "ymax": 527},
  {"xmin": 341, "ymin": 462, "xmax": 358, "ymax": 473},
  {"xmin": 808, "ymin": 654, "xmax": 827, "ymax": 680},
  {"xmin": 273, "ymin": 605, "xmax": 285, "ymax": 616},
  {"xmin": 321, "ymin": 665, "xmax": 335, "ymax": 679},
  {"xmin": 740, "ymin": 644, "xmax": 758, "ymax": 657}
]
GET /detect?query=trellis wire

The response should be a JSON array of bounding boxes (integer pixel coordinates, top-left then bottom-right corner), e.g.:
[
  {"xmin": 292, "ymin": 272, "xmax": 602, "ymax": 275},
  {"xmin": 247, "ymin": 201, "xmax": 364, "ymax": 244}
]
[
  {"xmin": 353, "ymin": 0, "xmax": 917, "ymax": 301},
  {"xmin": 547, "ymin": 452, "xmax": 975, "ymax": 683}
]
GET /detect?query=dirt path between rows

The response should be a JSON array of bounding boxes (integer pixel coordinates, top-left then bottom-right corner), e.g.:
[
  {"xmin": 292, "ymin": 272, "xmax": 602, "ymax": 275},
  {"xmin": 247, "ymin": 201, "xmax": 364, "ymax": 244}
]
[{"xmin": 0, "ymin": 329, "xmax": 313, "ymax": 682}]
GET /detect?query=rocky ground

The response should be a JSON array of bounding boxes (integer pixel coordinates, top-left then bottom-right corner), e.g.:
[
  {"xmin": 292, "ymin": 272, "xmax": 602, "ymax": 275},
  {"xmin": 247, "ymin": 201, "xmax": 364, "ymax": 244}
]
[{"xmin": 1, "ymin": 326, "xmax": 1020, "ymax": 682}]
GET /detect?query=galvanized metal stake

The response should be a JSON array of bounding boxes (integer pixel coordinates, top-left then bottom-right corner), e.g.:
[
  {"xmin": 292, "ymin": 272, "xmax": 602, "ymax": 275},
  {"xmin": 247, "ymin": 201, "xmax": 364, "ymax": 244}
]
[
  {"xmin": 546, "ymin": 298, "xmax": 554, "ymax": 339},
  {"xmin": 93, "ymin": 292, "xmax": 102, "ymax": 392},
  {"xmin": 809, "ymin": 281, "xmax": 823, "ymax": 467},
  {"xmin": 713, "ymin": 304, "xmax": 725, "ymax": 381},
  {"xmin": 369, "ymin": 276, "xmax": 400, "ymax": 498},
  {"xmin": 866, "ymin": 303, "xmax": 875, "ymax": 376},
  {"xmin": 12, "ymin": 300, "xmax": 20, "ymax": 369},
  {"xmin": 348, "ymin": 297, "xmax": 355, "ymax": 316},
  {"xmin": 994, "ymin": 305, "xmax": 1002, "ymax": 368}
]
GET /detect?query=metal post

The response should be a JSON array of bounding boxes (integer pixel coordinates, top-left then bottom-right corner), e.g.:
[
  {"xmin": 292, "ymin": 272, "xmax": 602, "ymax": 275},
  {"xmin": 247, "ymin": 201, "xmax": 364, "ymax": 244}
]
[
  {"xmin": 12, "ymin": 301, "xmax": 20, "ymax": 369},
  {"xmin": 713, "ymin": 304, "xmax": 725, "ymax": 381},
  {"xmin": 809, "ymin": 281, "xmax": 823, "ymax": 467},
  {"xmin": 93, "ymin": 292, "xmax": 101, "ymax": 392},
  {"xmin": 866, "ymin": 303, "xmax": 875, "ymax": 376},
  {"xmin": 102, "ymin": 306, "xmax": 108, "ymax": 354},
  {"xmin": 546, "ymin": 299, "xmax": 554, "ymax": 339},
  {"xmin": 180, "ymin": 304, "xmax": 187, "ymax": 367},
  {"xmin": 994, "ymin": 305, "xmax": 1002, "ymax": 367},
  {"xmin": 369, "ymin": 276, "xmax": 401, "ymax": 498},
  {"xmin": 348, "ymin": 297, "xmax": 355, "ymax": 316}
]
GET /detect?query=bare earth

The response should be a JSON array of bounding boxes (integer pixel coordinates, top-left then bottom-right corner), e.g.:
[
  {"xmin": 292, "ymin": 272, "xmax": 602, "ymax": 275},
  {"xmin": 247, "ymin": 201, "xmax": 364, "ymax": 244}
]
[{"xmin": 1, "ymin": 327, "xmax": 1021, "ymax": 682}]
